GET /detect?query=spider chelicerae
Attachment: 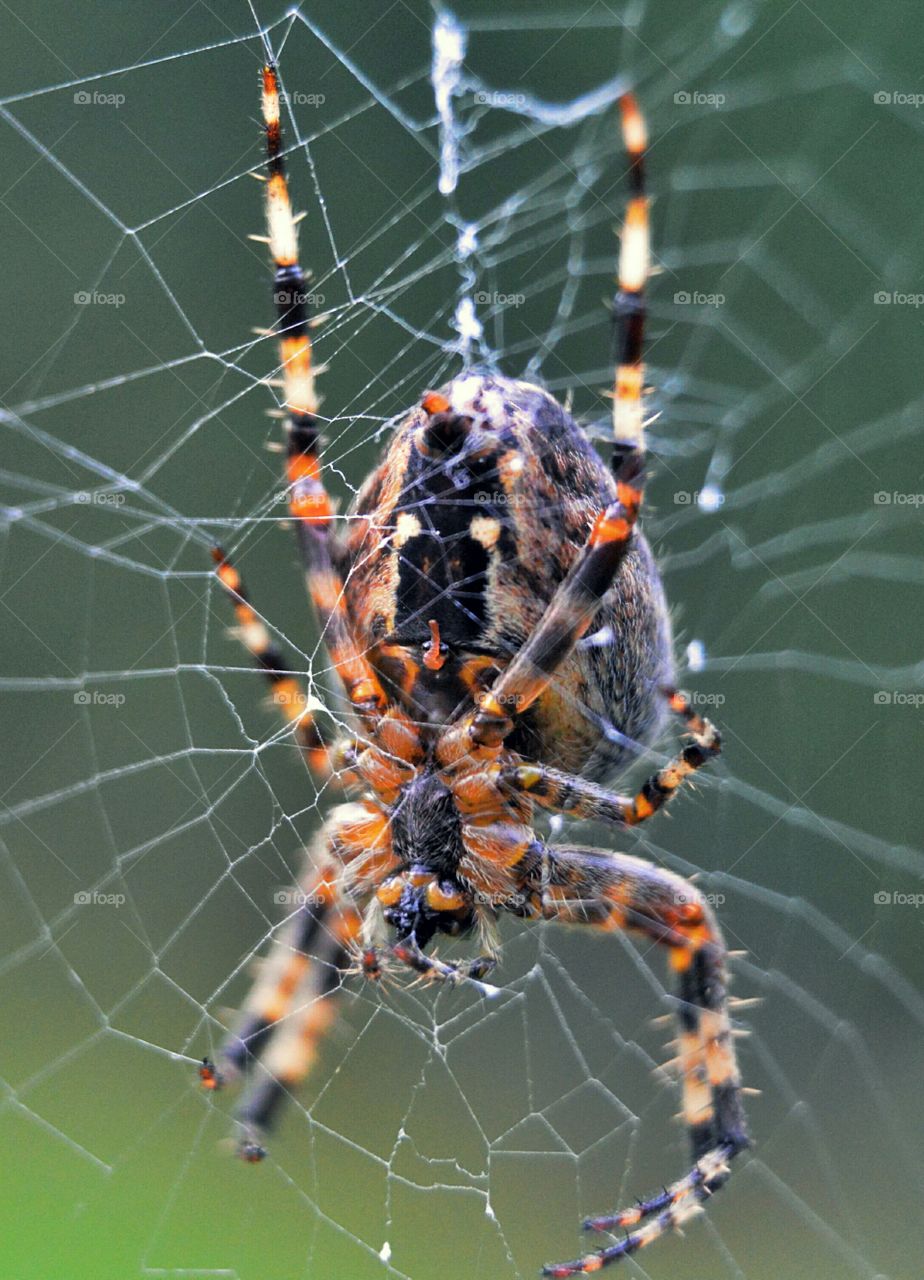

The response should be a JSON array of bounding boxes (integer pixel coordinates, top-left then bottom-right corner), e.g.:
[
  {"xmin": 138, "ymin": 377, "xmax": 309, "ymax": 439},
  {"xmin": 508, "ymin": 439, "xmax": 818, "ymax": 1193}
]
[{"xmin": 202, "ymin": 64, "xmax": 750, "ymax": 1275}]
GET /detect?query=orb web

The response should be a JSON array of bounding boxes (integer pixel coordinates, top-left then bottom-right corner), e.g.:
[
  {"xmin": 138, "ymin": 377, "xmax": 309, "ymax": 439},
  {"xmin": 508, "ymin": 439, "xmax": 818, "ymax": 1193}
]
[{"xmin": 0, "ymin": 3, "xmax": 920, "ymax": 1278}]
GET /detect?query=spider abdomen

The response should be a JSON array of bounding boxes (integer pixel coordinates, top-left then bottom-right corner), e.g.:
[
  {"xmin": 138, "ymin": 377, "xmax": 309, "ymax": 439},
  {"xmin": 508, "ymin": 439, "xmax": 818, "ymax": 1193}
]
[{"xmin": 340, "ymin": 373, "xmax": 674, "ymax": 779}]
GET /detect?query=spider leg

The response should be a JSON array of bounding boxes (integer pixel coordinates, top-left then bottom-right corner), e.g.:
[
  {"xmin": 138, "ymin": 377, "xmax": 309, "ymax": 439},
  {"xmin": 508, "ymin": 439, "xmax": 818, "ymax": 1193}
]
[
  {"xmin": 389, "ymin": 937, "xmax": 502, "ymax": 998},
  {"xmin": 496, "ymin": 689, "xmax": 721, "ymax": 827},
  {"xmin": 528, "ymin": 844, "xmax": 748, "ymax": 1275},
  {"xmin": 217, "ymin": 862, "xmax": 338, "ymax": 1084},
  {"xmin": 611, "ymin": 93, "xmax": 648, "ymax": 461},
  {"xmin": 211, "ymin": 547, "xmax": 359, "ymax": 780},
  {"xmin": 232, "ymin": 909, "xmax": 354, "ymax": 1162},
  {"xmin": 209, "ymin": 799, "xmax": 396, "ymax": 1157},
  {"xmin": 439, "ymin": 97, "xmax": 651, "ymax": 761},
  {"xmin": 258, "ymin": 65, "xmax": 387, "ymax": 727}
]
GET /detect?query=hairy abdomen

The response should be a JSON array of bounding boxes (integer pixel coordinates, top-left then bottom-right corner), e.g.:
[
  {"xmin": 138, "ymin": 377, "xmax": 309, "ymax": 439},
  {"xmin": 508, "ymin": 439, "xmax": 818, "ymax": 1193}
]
[{"xmin": 338, "ymin": 374, "xmax": 674, "ymax": 779}]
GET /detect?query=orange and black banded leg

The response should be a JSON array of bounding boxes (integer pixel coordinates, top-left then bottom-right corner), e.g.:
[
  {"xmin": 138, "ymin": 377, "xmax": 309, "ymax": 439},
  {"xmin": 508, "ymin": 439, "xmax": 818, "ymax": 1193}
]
[
  {"xmin": 231, "ymin": 926, "xmax": 352, "ymax": 1161},
  {"xmin": 216, "ymin": 865, "xmax": 338, "ymax": 1085},
  {"xmin": 439, "ymin": 101, "xmax": 652, "ymax": 764},
  {"xmin": 211, "ymin": 546, "xmax": 352, "ymax": 778},
  {"xmin": 610, "ymin": 93, "xmax": 649, "ymax": 473},
  {"xmin": 259, "ymin": 65, "xmax": 387, "ymax": 727},
  {"xmin": 443, "ymin": 467, "xmax": 644, "ymax": 758},
  {"xmin": 531, "ymin": 846, "xmax": 748, "ymax": 1275},
  {"xmin": 212, "ymin": 860, "xmax": 360, "ymax": 1160},
  {"xmin": 216, "ymin": 795, "xmax": 396, "ymax": 1156},
  {"xmin": 495, "ymin": 689, "xmax": 720, "ymax": 827}
]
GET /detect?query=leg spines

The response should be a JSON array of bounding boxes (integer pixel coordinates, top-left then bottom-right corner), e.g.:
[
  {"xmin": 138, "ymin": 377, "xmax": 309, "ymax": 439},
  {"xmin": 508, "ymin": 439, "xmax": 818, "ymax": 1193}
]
[{"xmin": 538, "ymin": 849, "xmax": 748, "ymax": 1274}]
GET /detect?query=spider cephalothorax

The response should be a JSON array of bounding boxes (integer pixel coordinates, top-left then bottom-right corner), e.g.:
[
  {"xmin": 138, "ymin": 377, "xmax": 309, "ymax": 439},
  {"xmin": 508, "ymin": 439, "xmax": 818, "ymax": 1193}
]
[
  {"xmin": 378, "ymin": 772, "xmax": 476, "ymax": 945},
  {"xmin": 203, "ymin": 65, "xmax": 749, "ymax": 1275}
]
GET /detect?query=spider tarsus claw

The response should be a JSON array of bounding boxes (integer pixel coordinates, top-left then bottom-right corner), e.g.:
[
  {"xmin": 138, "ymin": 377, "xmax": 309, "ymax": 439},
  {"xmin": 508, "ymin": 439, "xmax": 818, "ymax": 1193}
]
[
  {"xmin": 582, "ymin": 1215, "xmax": 607, "ymax": 1233},
  {"xmin": 198, "ymin": 1057, "xmax": 224, "ymax": 1091},
  {"xmin": 237, "ymin": 1136, "xmax": 268, "ymax": 1163}
]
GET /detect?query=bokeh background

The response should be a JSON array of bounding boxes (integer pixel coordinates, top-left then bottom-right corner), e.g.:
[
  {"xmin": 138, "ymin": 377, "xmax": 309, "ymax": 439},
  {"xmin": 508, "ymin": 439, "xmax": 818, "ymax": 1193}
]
[{"xmin": 0, "ymin": 2, "xmax": 922, "ymax": 1279}]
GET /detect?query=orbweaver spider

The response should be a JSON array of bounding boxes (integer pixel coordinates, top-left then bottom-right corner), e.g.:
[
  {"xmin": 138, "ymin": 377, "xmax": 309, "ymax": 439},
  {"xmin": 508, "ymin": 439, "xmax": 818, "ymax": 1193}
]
[{"xmin": 204, "ymin": 65, "xmax": 749, "ymax": 1275}]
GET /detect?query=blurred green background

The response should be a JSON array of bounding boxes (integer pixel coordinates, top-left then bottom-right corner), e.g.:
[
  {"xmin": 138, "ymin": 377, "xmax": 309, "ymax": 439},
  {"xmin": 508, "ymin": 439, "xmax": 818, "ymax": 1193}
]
[{"xmin": 0, "ymin": 2, "xmax": 922, "ymax": 1279}]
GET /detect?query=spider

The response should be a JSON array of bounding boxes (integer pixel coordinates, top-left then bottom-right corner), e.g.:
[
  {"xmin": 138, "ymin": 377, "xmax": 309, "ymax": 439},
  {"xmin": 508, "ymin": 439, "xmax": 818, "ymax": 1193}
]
[{"xmin": 203, "ymin": 65, "xmax": 749, "ymax": 1275}]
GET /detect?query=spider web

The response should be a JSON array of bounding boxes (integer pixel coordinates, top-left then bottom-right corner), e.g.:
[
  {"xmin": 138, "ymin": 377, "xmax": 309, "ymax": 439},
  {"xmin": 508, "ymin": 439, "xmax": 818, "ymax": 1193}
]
[{"xmin": 1, "ymin": 2, "xmax": 921, "ymax": 1278}]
